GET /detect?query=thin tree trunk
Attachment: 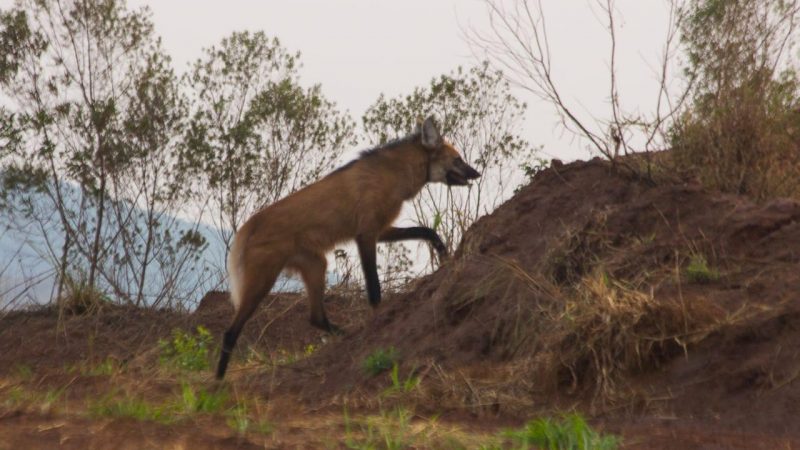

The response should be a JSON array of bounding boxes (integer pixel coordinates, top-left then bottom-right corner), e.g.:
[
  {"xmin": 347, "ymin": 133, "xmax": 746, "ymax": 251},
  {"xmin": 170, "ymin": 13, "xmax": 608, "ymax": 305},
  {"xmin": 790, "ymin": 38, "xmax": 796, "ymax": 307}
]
[
  {"xmin": 55, "ymin": 233, "xmax": 70, "ymax": 303},
  {"xmin": 88, "ymin": 163, "xmax": 107, "ymax": 289}
]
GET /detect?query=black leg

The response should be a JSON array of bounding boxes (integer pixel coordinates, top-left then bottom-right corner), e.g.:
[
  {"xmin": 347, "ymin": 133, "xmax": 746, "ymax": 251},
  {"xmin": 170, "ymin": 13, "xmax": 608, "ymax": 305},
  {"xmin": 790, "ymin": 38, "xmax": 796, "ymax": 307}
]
[
  {"xmin": 310, "ymin": 314, "xmax": 343, "ymax": 335},
  {"xmin": 356, "ymin": 235, "xmax": 381, "ymax": 307},
  {"xmin": 379, "ymin": 226, "xmax": 447, "ymax": 257},
  {"xmin": 216, "ymin": 328, "xmax": 239, "ymax": 380},
  {"xmin": 215, "ymin": 280, "xmax": 270, "ymax": 380}
]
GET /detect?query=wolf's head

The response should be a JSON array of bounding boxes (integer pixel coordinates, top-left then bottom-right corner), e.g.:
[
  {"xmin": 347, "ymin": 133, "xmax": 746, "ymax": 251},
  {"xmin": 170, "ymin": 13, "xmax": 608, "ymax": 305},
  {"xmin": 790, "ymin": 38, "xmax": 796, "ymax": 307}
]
[{"xmin": 418, "ymin": 116, "xmax": 481, "ymax": 186}]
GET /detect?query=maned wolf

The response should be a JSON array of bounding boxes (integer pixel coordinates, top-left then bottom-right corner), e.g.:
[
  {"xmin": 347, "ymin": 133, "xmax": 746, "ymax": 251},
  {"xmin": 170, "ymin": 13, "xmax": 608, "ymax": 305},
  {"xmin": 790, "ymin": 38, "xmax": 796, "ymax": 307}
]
[{"xmin": 216, "ymin": 116, "xmax": 480, "ymax": 379}]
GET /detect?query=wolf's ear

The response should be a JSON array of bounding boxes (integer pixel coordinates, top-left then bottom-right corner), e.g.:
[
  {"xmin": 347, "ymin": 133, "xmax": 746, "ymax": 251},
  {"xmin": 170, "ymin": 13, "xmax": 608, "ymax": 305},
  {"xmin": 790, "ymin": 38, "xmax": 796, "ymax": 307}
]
[{"xmin": 420, "ymin": 116, "xmax": 442, "ymax": 150}]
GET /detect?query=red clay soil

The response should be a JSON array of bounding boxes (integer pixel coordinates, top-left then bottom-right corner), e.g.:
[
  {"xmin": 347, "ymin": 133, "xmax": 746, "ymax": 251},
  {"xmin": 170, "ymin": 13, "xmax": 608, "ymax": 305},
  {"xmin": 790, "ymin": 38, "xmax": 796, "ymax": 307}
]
[
  {"xmin": 4, "ymin": 157, "xmax": 800, "ymax": 448},
  {"xmin": 0, "ymin": 293, "xmax": 368, "ymax": 448},
  {"xmin": 0, "ymin": 411, "xmax": 268, "ymax": 450},
  {"xmin": 0, "ymin": 292, "xmax": 330, "ymax": 375},
  {"xmin": 266, "ymin": 158, "xmax": 800, "ymax": 446}
]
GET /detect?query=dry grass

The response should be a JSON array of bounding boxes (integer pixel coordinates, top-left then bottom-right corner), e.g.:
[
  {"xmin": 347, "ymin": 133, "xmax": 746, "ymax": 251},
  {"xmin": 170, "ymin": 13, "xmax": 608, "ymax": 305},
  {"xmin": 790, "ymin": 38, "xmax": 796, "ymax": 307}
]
[
  {"xmin": 541, "ymin": 213, "xmax": 612, "ymax": 286},
  {"xmin": 550, "ymin": 270, "xmax": 702, "ymax": 402},
  {"xmin": 670, "ymin": 99, "xmax": 800, "ymax": 201},
  {"xmin": 58, "ymin": 277, "xmax": 109, "ymax": 316},
  {"xmin": 432, "ymin": 225, "xmax": 760, "ymax": 409}
]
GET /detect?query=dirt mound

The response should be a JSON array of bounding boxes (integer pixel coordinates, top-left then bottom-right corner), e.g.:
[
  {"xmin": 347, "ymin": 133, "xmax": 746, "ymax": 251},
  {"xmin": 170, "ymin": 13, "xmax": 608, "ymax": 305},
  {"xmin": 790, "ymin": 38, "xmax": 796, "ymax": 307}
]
[
  {"xmin": 5, "ymin": 157, "xmax": 800, "ymax": 447},
  {"xmin": 274, "ymin": 158, "xmax": 800, "ymax": 438}
]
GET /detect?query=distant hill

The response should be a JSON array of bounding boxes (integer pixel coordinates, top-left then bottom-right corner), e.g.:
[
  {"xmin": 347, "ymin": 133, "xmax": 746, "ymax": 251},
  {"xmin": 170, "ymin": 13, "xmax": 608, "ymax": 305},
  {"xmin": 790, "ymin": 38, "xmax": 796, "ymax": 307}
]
[{"xmin": 0, "ymin": 176, "xmax": 319, "ymax": 310}]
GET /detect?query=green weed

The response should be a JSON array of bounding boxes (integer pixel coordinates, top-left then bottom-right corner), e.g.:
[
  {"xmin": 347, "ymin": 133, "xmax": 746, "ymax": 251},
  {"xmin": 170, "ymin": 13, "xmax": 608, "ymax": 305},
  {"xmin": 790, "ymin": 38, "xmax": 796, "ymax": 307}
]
[
  {"xmin": 344, "ymin": 407, "xmax": 413, "ymax": 450},
  {"xmin": 363, "ymin": 347, "xmax": 399, "ymax": 377},
  {"xmin": 179, "ymin": 382, "xmax": 228, "ymax": 414},
  {"xmin": 502, "ymin": 414, "xmax": 619, "ymax": 450},
  {"xmin": 226, "ymin": 404, "xmax": 251, "ymax": 435},
  {"xmin": 88, "ymin": 357, "xmax": 118, "ymax": 376},
  {"xmin": 340, "ymin": 406, "xmax": 504, "ymax": 450},
  {"xmin": 0, "ymin": 385, "xmax": 67, "ymax": 413},
  {"xmin": 158, "ymin": 326, "xmax": 214, "ymax": 371},
  {"xmin": 90, "ymin": 383, "xmax": 229, "ymax": 424},
  {"xmin": 90, "ymin": 394, "xmax": 174, "ymax": 424},
  {"xmin": 304, "ymin": 343, "xmax": 318, "ymax": 356},
  {"xmin": 2, "ymin": 386, "xmax": 26, "ymax": 408},
  {"xmin": 685, "ymin": 253, "xmax": 719, "ymax": 284},
  {"xmin": 39, "ymin": 387, "xmax": 66, "ymax": 413},
  {"xmin": 381, "ymin": 364, "xmax": 420, "ymax": 398},
  {"xmin": 68, "ymin": 357, "xmax": 119, "ymax": 376},
  {"xmin": 265, "ymin": 343, "xmax": 321, "ymax": 366},
  {"xmin": 225, "ymin": 403, "xmax": 273, "ymax": 436}
]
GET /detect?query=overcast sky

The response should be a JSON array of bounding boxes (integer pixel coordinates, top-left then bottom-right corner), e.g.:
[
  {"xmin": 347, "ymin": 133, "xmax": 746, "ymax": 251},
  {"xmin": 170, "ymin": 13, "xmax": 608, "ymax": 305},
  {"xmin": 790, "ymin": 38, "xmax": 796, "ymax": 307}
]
[
  {"xmin": 0, "ymin": 0, "xmax": 680, "ymax": 299},
  {"xmin": 0, "ymin": 0, "xmax": 677, "ymax": 160},
  {"xmin": 113, "ymin": 0, "xmax": 674, "ymax": 163}
]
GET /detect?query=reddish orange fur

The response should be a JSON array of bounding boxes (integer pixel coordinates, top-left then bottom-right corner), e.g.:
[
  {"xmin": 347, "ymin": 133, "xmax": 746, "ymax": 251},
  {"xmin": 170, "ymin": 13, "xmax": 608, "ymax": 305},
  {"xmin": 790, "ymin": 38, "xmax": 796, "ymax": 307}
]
[
  {"xmin": 216, "ymin": 118, "xmax": 479, "ymax": 379},
  {"xmin": 230, "ymin": 136, "xmax": 462, "ymax": 318}
]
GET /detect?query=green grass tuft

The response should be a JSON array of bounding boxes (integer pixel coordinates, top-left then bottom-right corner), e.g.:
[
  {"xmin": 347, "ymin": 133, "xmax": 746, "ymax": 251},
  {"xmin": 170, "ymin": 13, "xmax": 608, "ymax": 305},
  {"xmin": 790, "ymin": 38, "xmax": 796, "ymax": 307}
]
[
  {"xmin": 685, "ymin": 254, "xmax": 719, "ymax": 284},
  {"xmin": 88, "ymin": 357, "xmax": 118, "ymax": 376},
  {"xmin": 90, "ymin": 395, "xmax": 175, "ymax": 424},
  {"xmin": 381, "ymin": 363, "xmax": 420, "ymax": 398},
  {"xmin": 363, "ymin": 347, "xmax": 399, "ymax": 377},
  {"xmin": 344, "ymin": 407, "xmax": 413, "ymax": 450},
  {"xmin": 158, "ymin": 326, "xmax": 214, "ymax": 371},
  {"xmin": 90, "ymin": 383, "xmax": 229, "ymax": 424},
  {"xmin": 503, "ymin": 414, "xmax": 619, "ymax": 450},
  {"xmin": 179, "ymin": 383, "xmax": 228, "ymax": 414},
  {"xmin": 225, "ymin": 403, "xmax": 273, "ymax": 436}
]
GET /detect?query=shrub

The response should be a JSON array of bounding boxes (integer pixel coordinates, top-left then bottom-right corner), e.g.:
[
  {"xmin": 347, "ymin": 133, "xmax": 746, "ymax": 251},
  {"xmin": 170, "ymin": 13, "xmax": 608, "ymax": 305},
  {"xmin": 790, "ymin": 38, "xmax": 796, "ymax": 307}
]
[
  {"xmin": 225, "ymin": 403, "xmax": 273, "ymax": 436},
  {"xmin": 179, "ymin": 383, "xmax": 228, "ymax": 414},
  {"xmin": 158, "ymin": 326, "xmax": 214, "ymax": 371},
  {"xmin": 362, "ymin": 347, "xmax": 399, "ymax": 376},
  {"xmin": 344, "ymin": 407, "xmax": 413, "ymax": 450},
  {"xmin": 671, "ymin": 0, "xmax": 800, "ymax": 200},
  {"xmin": 90, "ymin": 395, "xmax": 173, "ymax": 424},
  {"xmin": 685, "ymin": 253, "xmax": 719, "ymax": 284},
  {"xmin": 503, "ymin": 414, "xmax": 619, "ymax": 450},
  {"xmin": 382, "ymin": 363, "xmax": 420, "ymax": 398},
  {"xmin": 60, "ymin": 276, "xmax": 110, "ymax": 315}
]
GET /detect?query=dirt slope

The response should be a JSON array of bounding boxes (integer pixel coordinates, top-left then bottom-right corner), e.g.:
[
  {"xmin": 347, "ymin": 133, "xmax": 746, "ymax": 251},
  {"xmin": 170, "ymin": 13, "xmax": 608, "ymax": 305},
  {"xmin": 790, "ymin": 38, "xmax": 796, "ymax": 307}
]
[
  {"xmin": 270, "ymin": 158, "xmax": 800, "ymax": 442},
  {"xmin": 4, "ymin": 157, "xmax": 800, "ymax": 448}
]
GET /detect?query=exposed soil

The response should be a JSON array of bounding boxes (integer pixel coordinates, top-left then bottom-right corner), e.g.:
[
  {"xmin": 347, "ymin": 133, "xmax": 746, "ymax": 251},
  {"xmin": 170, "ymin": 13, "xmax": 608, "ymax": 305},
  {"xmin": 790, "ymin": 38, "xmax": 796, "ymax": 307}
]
[{"xmin": 3, "ymin": 157, "xmax": 800, "ymax": 448}]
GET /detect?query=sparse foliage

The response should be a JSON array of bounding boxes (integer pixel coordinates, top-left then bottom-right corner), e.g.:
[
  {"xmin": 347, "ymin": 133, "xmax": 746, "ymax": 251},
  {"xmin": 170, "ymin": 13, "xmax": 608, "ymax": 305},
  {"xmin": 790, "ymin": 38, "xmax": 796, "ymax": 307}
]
[
  {"xmin": 179, "ymin": 382, "xmax": 228, "ymax": 414},
  {"xmin": 0, "ymin": 0, "xmax": 210, "ymax": 307},
  {"xmin": 158, "ymin": 326, "xmax": 214, "ymax": 371},
  {"xmin": 471, "ymin": 0, "xmax": 690, "ymax": 173},
  {"xmin": 671, "ymin": 0, "xmax": 800, "ymax": 199},
  {"xmin": 363, "ymin": 347, "xmax": 400, "ymax": 376},
  {"xmin": 381, "ymin": 363, "xmax": 421, "ymax": 398},
  {"xmin": 59, "ymin": 275, "xmax": 109, "ymax": 315},
  {"xmin": 182, "ymin": 31, "xmax": 356, "ymax": 250},
  {"xmin": 502, "ymin": 414, "xmax": 620, "ymax": 450},
  {"xmin": 684, "ymin": 253, "xmax": 719, "ymax": 283},
  {"xmin": 363, "ymin": 63, "xmax": 534, "ymax": 276}
]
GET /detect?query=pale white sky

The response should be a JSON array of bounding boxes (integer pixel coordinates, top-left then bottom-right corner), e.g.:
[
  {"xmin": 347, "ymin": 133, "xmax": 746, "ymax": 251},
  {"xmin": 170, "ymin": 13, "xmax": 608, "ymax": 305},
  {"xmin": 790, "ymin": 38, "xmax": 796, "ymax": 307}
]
[
  {"xmin": 118, "ymin": 0, "xmax": 674, "ymax": 163},
  {"xmin": 0, "ymin": 0, "xmax": 675, "ymax": 161},
  {"xmin": 0, "ymin": 0, "xmax": 680, "ymax": 300},
  {"xmin": 0, "ymin": 0, "xmax": 680, "ymax": 160}
]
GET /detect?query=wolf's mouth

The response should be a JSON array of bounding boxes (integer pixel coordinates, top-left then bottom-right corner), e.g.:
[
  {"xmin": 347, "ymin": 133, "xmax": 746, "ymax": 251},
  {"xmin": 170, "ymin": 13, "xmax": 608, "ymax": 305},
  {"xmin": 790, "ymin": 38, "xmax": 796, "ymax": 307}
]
[
  {"xmin": 445, "ymin": 163, "xmax": 481, "ymax": 186},
  {"xmin": 446, "ymin": 171, "xmax": 470, "ymax": 186}
]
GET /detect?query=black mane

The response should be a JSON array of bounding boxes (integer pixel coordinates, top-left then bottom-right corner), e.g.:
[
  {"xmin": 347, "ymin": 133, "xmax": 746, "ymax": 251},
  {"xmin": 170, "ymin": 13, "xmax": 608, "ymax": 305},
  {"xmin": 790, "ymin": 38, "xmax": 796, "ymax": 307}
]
[{"xmin": 328, "ymin": 131, "xmax": 420, "ymax": 175}]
